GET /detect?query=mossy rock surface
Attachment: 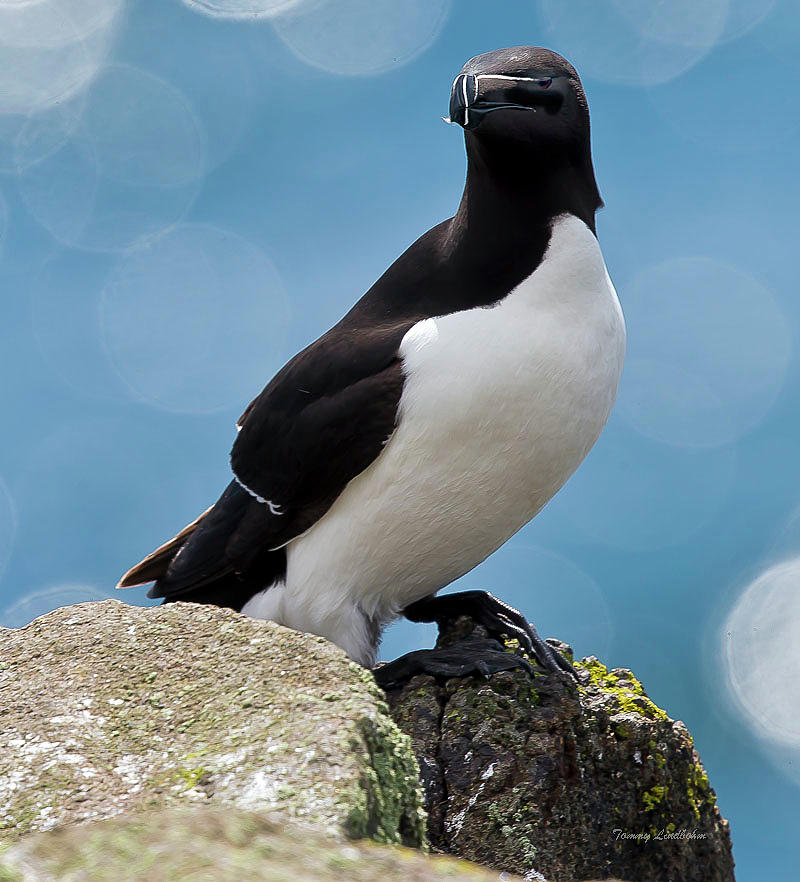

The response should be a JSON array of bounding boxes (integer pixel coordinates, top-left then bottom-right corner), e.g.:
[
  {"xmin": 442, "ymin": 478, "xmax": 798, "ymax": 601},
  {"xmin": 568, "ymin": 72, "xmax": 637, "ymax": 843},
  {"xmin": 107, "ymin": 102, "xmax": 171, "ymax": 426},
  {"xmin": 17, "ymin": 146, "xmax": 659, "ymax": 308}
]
[
  {"xmin": 0, "ymin": 805, "xmax": 521, "ymax": 881},
  {"xmin": 0, "ymin": 600, "xmax": 424, "ymax": 847},
  {"xmin": 386, "ymin": 623, "xmax": 736, "ymax": 882}
]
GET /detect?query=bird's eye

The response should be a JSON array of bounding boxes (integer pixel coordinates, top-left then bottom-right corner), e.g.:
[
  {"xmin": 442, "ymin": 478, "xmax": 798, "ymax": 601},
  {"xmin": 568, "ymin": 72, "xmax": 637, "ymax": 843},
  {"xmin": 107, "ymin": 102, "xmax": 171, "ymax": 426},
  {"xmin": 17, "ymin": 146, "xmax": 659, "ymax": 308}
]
[{"xmin": 537, "ymin": 77, "xmax": 553, "ymax": 88}]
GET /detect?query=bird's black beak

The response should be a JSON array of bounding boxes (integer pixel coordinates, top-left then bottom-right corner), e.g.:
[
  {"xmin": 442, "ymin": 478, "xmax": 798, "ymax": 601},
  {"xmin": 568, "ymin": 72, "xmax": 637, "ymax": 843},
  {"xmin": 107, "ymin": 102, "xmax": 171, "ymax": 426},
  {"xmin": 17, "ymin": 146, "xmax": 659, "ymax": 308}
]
[
  {"xmin": 448, "ymin": 73, "xmax": 477, "ymax": 128},
  {"xmin": 447, "ymin": 73, "xmax": 563, "ymax": 131}
]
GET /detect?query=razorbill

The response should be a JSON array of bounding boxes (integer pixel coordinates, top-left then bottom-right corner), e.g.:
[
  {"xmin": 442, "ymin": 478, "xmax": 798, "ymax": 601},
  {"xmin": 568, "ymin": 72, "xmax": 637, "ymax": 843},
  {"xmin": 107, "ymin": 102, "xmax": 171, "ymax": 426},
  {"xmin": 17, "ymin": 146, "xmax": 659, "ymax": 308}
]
[{"xmin": 118, "ymin": 46, "xmax": 625, "ymax": 682}]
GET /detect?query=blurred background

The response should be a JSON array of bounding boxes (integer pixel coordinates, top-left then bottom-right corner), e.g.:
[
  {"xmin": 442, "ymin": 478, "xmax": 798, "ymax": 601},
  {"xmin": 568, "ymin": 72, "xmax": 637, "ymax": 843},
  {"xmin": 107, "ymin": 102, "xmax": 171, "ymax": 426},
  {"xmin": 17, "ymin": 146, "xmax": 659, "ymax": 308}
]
[{"xmin": 0, "ymin": 0, "xmax": 798, "ymax": 877}]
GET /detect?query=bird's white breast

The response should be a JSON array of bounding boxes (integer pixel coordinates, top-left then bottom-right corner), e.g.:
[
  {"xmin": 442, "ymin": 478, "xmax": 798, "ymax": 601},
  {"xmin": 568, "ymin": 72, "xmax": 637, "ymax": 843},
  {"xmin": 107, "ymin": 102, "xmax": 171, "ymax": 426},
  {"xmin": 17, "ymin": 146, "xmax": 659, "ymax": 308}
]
[{"xmin": 243, "ymin": 214, "xmax": 625, "ymax": 664}]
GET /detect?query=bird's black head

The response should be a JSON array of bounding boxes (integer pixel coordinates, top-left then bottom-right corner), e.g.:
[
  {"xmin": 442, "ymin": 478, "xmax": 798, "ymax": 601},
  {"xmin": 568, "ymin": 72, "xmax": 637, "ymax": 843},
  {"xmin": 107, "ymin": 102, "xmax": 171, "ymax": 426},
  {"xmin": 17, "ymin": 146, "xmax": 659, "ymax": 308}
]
[
  {"xmin": 449, "ymin": 47, "xmax": 589, "ymax": 148},
  {"xmin": 448, "ymin": 47, "xmax": 601, "ymax": 225}
]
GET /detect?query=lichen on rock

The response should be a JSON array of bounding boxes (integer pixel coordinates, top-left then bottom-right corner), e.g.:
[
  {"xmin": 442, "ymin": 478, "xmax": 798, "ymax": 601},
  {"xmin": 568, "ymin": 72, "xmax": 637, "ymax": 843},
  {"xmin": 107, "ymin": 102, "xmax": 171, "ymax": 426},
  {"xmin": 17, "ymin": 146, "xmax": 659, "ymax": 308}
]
[
  {"xmin": 0, "ymin": 600, "xmax": 425, "ymax": 847},
  {"xmin": 0, "ymin": 599, "xmax": 735, "ymax": 882},
  {"xmin": 0, "ymin": 805, "xmax": 521, "ymax": 882},
  {"xmin": 385, "ymin": 619, "xmax": 735, "ymax": 882}
]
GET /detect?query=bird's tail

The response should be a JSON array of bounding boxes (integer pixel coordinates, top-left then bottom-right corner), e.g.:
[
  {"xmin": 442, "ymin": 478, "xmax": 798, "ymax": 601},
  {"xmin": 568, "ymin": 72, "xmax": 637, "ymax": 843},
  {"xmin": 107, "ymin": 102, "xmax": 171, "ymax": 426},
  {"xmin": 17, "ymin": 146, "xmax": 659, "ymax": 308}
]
[
  {"xmin": 116, "ymin": 507, "xmax": 212, "ymax": 588},
  {"xmin": 116, "ymin": 481, "xmax": 286, "ymax": 612}
]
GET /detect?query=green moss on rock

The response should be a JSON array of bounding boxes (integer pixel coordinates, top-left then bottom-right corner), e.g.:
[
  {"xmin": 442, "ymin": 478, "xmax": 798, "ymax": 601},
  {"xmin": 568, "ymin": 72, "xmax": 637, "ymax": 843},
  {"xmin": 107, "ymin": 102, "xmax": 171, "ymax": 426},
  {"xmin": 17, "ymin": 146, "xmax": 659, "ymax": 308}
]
[
  {"xmin": 344, "ymin": 716, "xmax": 426, "ymax": 846},
  {"xmin": 387, "ymin": 624, "xmax": 735, "ymax": 882},
  {"xmin": 0, "ymin": 806, "xmax": 519, "ymax": 882},
  {"xmin": 642, "ymin": 785, "xmax": 669, "ymax": 811},
  {"xmin": 0, "ymin": 601, "xmax": 424, "ymax": 847},
  {"xmin": 574, "ymin": 657, "xmax": 668, "ymax": 721}
]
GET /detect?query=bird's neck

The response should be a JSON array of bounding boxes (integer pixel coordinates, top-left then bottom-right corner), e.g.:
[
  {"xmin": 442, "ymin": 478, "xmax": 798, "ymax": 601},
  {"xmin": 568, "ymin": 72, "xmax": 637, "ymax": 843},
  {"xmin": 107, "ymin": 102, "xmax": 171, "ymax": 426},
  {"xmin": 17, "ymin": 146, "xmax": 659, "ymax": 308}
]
[{"xmin": 450, "ymin": 136, "xmax": 601, "ymax": 251}]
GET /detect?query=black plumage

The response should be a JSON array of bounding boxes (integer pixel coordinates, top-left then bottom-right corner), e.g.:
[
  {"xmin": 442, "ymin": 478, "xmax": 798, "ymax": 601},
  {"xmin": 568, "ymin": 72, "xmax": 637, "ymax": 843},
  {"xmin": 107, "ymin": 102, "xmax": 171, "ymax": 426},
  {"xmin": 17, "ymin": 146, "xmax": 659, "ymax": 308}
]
[{"xmin": 118, "ymin": 47, "xmax": 606, "ymax": 640}]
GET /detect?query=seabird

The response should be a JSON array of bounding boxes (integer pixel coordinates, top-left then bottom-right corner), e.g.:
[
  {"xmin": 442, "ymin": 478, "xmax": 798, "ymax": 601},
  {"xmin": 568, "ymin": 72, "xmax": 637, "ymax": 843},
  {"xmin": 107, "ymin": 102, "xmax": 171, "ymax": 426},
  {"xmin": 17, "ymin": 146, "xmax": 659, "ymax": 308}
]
[{"xmin": 118, "ymin": 47, "xmax": 625, "ymax": 684}]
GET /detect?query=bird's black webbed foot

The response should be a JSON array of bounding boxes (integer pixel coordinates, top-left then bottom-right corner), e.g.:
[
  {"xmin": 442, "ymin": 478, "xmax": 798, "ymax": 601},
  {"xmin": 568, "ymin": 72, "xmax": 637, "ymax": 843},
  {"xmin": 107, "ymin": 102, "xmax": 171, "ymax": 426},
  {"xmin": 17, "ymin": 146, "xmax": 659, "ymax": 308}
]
[
  {"xmin": 401, "ymin": 589, "xmax": 577, "ymax": 680},
  {"xmin": 373, "ymin": 631, "xmax": 532, "ymax": 691}
]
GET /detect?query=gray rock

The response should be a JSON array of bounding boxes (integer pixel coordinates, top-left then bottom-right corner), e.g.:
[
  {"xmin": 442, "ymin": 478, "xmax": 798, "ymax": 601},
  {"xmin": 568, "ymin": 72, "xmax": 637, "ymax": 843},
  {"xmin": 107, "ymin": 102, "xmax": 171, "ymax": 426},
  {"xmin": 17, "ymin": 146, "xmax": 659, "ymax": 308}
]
[
  {"xmin": 386, "ymin": 620, "xmax": 735, "ymax": 882},
  {"xmin": 0, "ymin": 599, "xmax": 736, "ymax": 882},
  {"xmin": 0, "ymin": 805, "xmax": 523, "ymax": 882},
  {"xmin": 0, "ymin": 600, "xmax": 425, "ymax": 847}
]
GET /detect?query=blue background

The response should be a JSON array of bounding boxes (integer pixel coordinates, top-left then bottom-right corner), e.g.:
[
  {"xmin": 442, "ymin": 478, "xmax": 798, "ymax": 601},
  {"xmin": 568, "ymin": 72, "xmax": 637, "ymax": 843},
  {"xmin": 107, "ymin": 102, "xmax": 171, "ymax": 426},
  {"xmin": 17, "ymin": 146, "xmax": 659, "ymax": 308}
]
[{"xmin": 1, "ymin": 1, "xmax": 798, "ymax": 878}]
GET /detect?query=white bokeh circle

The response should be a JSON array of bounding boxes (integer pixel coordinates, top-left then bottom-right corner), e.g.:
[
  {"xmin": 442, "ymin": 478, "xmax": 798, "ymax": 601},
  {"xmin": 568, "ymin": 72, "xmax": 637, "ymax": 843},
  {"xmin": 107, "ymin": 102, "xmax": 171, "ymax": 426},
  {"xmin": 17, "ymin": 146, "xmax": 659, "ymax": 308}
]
[
  {"xmin": 768, "ymin": 502, "xmax": 800, "ymax": 565},
  {"xmin": 537, "ymin": 0, "xmax": 727, "ymax": 86},
  {"xmin": 182, "ymin": 0, "xmax": 303, "ymax": 19},
  {"xmin": 273, "ymin": 0, "xmax": 452, "ymax": 76},
  {"xmin": 76, "ymin": 68, "xmax": 205, "ymax": 189},
  {"xmin": 17, "ymin": 65, "xmax": 206, "ymax": 252},
  {"xmin": 1, "ymin": 584, "xmax": 112, "ymax": 629},
  {"xmin": 0, "ymin": 96, "xmax": 86, "ymax": 173},
  {"xmin": 0, "ymin": 0, "xmax": 123, "ymax": 116},
  {"xmin": 0, "ymin": 0, "xmax": 122, "ymax": 49},
  {"xmin": 125, "ymin": 3, "xmax": 259, "ymax": 173},
  {"xmin": 617, "ymin": 257, "xmax": 791, "ymax": 449},
  {"xmin": 722, "ymin": 559, "xmax": 800, "ymax": 749},
  {"xmin": 611, "ymin": 0, "xmax": 728, "ymax": 49},
  {"xmin": 100, "ymin": 224, "xmax": 290, "ymax": 414}
]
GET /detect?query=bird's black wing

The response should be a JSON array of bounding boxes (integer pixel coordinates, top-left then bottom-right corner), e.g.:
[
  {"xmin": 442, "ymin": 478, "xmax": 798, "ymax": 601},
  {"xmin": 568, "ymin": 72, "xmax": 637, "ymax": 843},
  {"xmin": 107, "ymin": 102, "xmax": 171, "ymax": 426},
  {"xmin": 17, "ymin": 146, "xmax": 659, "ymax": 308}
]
[
  {"xmin": 231, "ymin": 321, "xmax": 411, "ymax": 541},
  {"xmin": 144, "ymin": 319, "xmax": 413, "ymax": 600}
]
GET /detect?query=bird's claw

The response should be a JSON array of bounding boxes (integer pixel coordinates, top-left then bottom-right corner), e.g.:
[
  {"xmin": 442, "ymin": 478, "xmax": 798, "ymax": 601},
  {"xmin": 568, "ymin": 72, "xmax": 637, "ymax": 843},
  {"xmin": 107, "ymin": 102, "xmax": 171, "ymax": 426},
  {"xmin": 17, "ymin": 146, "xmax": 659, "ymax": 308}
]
[
  {"xmin": 373, "ymin": 631, "xmax": 532, "ymax": 691},
  {"xmin": 401, "ymin": 589, "xmax": 578, "ymax": 680}
]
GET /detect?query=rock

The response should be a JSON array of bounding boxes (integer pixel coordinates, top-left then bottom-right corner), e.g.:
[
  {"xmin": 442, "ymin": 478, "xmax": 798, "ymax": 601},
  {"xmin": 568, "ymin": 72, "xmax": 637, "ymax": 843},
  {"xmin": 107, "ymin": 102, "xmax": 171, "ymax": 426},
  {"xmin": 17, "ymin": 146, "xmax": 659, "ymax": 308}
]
[
  {"xmin": 385, "ymin": 619, "xmax": 735, "ymax": 882},
  {"xmin": 0, "ymin": 805, "xmax": 522, "ymax": 882},
  {"xmin": 0, "ymin": 599, "xmax": 735, "ymax": 882},
  {"xmin": 0, "ymin": 600, "xmax": 425, "ymax": 847}
]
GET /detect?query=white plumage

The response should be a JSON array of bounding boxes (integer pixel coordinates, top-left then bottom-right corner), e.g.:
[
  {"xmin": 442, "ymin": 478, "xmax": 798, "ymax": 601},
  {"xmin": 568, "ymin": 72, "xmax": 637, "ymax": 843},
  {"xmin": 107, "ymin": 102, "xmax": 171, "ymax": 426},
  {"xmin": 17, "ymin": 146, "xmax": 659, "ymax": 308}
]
[{"xmin": 241, "ymin": 213, "xmax": 625, "ymax": 664}]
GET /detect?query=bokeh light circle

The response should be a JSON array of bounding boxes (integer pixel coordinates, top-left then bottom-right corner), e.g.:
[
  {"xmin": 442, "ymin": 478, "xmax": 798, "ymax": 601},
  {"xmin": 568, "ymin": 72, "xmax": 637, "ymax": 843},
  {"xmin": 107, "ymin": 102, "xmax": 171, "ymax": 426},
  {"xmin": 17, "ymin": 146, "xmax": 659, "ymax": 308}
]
[
  {"xmin": 17, "ymin": 65, "xmax": 206, "ymax": 252},
  {"xmin": 182, "ymin": 0, "xmax": 303, "ymax": 19},
  {"xmin": 1, "ymin": 584, "xmax": 112, "ymax": 629},
  {"xmin": 380, "ymin": 543, "xmax": 613, "ymax": 663},
  {"xmin": 273, "ymin": 0, "xmax": 452, "ymax": 76},
  {"xmin": 0, "ymin": 97, "xmax": 86, "ymax": 173},
  {"xmin": 537, "ymin": 0, "xmax": 727, "ymax": 86},
  {"xmin": 720, "ymin": 0, "xmax": 777, "ymax": 42},
  {"xmin": 722, "ymin": 559, "xmax": 800, "ymax": 748},
  {"xmin": 76, "ymin": 68, "xmax": 205, "ymax": 189},
  {"xmin": 458, "ymin": 541, "xmax": 614, "ymax": 661},
  {"xmin": 648, "ymin": 43, "xmax": 799, "ymax": 154},
  {"xmin": 611, "ymin": 0, "xmax": 728, "ymax": 49},
  {"xmin": 0, "ymin": 0, "xmax": 122, "ymax": 49},
  {"xmin": 617, "ymin": 257, "xmax": 791, "ymax": 448},
  {"xmin": 767, "ymin": 502, "xmax": 800, "ymax": 565},
  {"xmin": 553, "ymin": 419, "xmax": 737, "ymax": 552},
  {"xmin": 30, "ymin": 249, "xmax": 125, "ymax": 401},
  {"xmin": 100, "ymin": 224, "xmax": 290, "ymax": 414},
  {"xmin": 125, "ymin": 2, "xmax": 259, "ymax": 173},
  {"xmin": 0, "ymin": 0, "xmax": 123, "ymax": 116}
]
